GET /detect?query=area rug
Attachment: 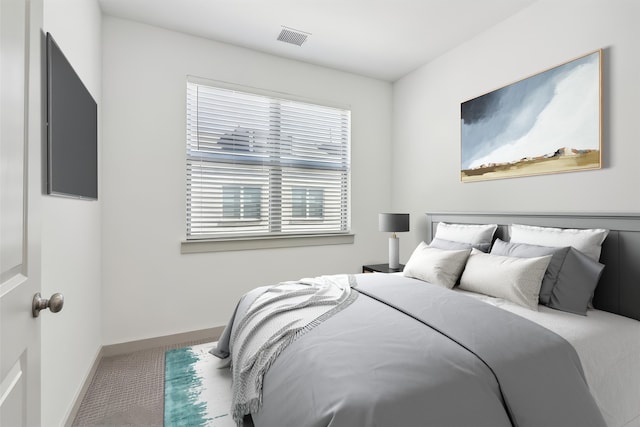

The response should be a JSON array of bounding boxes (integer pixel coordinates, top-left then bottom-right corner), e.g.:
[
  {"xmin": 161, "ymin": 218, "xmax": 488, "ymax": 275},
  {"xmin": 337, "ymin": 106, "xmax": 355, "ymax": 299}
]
[{"xmin": 164, "ymin": 342, "xmax": 235, "ymax": 427}]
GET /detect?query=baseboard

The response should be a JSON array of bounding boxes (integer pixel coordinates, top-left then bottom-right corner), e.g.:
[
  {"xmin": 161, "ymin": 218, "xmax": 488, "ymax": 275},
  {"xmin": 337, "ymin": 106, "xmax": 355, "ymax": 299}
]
[
  {"xmin": 101, "ymin": 326, "xmax": 224, "ymax": 358},
  {"xmin": 64, "ymin": 345, "xmax": 104, "ymax": 427},
  {"xmin": 63, "ymin": 326, "xmax": 225, "ymax": 426}
]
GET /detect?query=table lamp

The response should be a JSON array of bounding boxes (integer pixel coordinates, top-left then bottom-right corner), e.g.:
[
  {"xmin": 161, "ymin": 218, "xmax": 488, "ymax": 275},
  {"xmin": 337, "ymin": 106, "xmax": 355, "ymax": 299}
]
[{"xmin": 379, "ymin": 213, "xmax": 410, "ymax": 269}]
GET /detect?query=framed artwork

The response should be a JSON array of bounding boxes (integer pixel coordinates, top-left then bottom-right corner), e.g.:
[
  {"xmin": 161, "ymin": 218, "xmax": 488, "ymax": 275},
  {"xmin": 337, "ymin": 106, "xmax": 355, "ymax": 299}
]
[{"xmin": 461, "ymin": 50, "xmax": 602, "ymax": 182}]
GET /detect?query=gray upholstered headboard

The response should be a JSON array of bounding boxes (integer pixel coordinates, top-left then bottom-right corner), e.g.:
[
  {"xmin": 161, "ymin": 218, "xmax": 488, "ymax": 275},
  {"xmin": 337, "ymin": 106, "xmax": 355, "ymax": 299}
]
[{"xmin": 425, "ymin": 212, "xmax": 640, "ymax": 322}]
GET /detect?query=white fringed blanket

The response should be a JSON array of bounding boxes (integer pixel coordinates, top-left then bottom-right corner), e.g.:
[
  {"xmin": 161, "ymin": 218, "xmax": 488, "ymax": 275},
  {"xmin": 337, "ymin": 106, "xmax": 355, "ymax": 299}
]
[{"xmin": 227, "ymin": 274, "xmax": 357, "ymax": 426}]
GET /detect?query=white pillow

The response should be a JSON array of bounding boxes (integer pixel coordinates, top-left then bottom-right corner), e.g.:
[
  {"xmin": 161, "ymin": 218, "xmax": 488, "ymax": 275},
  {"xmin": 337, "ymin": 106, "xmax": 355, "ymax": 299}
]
[
  {"xmin": 459, "ymin": 249, "xmax": 552, "ymax": 310},
  {"xmin": 510, "ymin": 224, "xmax": 608, "ymax": 261},
  {"xmin": 434, "ymin": 222, "xmax": 497, "ymax": 245},
  {"xmin": 403, "ymin": 242, "xmax": 471, "ymax": 289}
]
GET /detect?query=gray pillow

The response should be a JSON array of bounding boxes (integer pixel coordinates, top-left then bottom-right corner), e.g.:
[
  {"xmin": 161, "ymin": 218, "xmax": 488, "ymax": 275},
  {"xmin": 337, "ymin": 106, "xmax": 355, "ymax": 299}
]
[
  {"xmin": 548, "ymin": 247, "xmax": 605, "ymax": 315},
  {"xmin": 429, "ymin": 237, "xmax": 491, "ymax": 253},
  {"xmin": 491, "ymin": 239, "xmax": 605, "ymax": 315},
  {"xmin": 491, "ymin": 239, "xmax": 569, "ymax": 305}
]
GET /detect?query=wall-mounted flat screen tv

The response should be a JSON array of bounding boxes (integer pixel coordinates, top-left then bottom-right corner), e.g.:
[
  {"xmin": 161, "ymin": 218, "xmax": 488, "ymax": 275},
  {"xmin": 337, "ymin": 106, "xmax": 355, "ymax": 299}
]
[{"xmin": 46, "ymin": 32, "xmax": 97, "ymax": 200}]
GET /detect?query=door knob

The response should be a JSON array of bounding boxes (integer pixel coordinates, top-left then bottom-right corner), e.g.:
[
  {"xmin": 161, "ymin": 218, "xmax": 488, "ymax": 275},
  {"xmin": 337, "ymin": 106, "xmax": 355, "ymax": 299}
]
[{"xmin": 32, "ymin": 292, "xmax": 64, "ymax": 317}]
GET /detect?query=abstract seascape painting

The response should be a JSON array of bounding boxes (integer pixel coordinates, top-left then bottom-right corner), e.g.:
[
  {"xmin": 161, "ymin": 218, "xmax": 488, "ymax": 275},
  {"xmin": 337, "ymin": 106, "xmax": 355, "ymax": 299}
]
[{"xmin": 461, "ymin": 50, "xmax": 601, "ymax": 182}]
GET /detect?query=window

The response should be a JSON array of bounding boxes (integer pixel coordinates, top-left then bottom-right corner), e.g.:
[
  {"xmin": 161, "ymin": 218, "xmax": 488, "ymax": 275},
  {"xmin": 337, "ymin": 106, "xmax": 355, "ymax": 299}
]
[
  {"xmin": 186, "ymin": 79, "xmax": 351, "ymax": 240},
  {"xmin": 222, "ymin": 185, "xmax": 261, "ymax": 219},
  {"xmin": 292, "ymin": 188, "xmax": 324, "ymax": 218}
]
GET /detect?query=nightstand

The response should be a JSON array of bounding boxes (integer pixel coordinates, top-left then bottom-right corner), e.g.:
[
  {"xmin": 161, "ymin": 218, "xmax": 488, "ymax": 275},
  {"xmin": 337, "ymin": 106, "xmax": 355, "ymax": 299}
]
[{"xmin": 362, "ymin": 263, "xmax": 405, "ymax": 273}]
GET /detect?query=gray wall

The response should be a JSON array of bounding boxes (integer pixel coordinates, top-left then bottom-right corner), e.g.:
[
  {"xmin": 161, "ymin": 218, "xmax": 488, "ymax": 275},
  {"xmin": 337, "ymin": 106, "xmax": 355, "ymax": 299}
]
[{"xmin": 392, "ymin": 0, "xmax": 640, "ymax": 257}]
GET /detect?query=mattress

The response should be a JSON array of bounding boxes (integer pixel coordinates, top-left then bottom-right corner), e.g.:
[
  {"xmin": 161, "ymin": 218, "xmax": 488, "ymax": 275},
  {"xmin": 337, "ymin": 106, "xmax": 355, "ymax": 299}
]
[{"xmin": 454, "ymin": 287, "xmax": 640, "ymax": 427}]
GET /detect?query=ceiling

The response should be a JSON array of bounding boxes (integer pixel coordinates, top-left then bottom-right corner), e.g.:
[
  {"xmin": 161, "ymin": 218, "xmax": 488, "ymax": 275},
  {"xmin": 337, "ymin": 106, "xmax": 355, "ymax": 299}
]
[{"xmin": 97, "ymin": 0, "xmax": 537, "ymax": 82}]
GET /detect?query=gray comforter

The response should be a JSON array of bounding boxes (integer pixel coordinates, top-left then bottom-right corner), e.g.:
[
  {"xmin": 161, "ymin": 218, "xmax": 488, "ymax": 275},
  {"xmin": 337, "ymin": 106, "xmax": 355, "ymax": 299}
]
[{"xmin": 215, "ymin": 273, "xmax": 606, "ymax": 427}]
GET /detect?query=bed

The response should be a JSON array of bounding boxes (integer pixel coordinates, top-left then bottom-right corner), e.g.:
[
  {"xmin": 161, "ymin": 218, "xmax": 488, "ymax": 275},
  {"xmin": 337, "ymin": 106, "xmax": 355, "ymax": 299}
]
[{"xmin": 213, "ymin": 212, "xmax": 640, "ymax": 427}]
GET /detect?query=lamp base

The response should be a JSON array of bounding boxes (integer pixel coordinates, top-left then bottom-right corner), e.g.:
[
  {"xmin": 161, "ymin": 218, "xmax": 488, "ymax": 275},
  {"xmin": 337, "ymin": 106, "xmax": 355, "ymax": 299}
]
[{"xmin": 389, "ymin": 236, "xmax": 400, "ymax": 269}]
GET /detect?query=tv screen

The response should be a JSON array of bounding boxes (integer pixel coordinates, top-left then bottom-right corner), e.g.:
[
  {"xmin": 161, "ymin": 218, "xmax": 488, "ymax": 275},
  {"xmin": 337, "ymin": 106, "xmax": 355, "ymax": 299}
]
[{"xmin": 46, "ymin": 32, "xmax": 97, "ymax": 200}]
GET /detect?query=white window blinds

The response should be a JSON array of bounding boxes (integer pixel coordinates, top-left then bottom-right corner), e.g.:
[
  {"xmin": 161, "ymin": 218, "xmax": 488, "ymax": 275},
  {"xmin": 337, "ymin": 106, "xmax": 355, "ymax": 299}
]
[{"xmin": 186, "ymin": 80, "xmax": 351, "ymax": 239}]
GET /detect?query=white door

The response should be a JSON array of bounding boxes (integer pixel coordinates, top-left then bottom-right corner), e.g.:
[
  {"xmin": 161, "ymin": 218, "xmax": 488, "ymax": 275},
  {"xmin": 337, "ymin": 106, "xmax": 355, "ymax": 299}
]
[{"xmin": 1, "ymin": 0, "xmax": 44, "ymax": 425}]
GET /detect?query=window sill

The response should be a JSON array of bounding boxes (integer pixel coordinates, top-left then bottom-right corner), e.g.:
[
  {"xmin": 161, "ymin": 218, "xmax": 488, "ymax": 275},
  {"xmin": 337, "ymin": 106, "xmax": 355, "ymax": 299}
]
[{"xmin": 181, "ymin": 233, "xmax": 355, "ymax": 254}]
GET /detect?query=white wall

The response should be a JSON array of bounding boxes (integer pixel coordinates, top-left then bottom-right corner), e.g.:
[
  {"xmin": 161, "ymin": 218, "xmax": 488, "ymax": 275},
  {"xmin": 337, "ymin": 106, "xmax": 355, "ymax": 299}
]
[
  {"xmin": 101, "ymin": 17, "xmax": 393, "ymax": 344},
  {"xmin": 392, "ymin": 0, "xmax": 640, "ymax": 256},
  {"xmin": 42, "ymin": 0, "xmax": 102, "ymax": 425}
]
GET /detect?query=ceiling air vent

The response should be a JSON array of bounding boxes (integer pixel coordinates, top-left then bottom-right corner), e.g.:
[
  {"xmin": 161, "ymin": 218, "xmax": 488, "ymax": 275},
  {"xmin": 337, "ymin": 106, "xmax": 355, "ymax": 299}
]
[{"xmin": 277, "ymin": 26, "xmax": 310, "ymax": 47}]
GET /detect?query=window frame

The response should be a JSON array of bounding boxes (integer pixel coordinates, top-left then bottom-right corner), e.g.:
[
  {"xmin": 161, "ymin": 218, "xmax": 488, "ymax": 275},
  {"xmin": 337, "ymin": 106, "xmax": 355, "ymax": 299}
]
[{"xmin": 182, "ymin": 77, "xmax": 354, "ymax": 252}]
